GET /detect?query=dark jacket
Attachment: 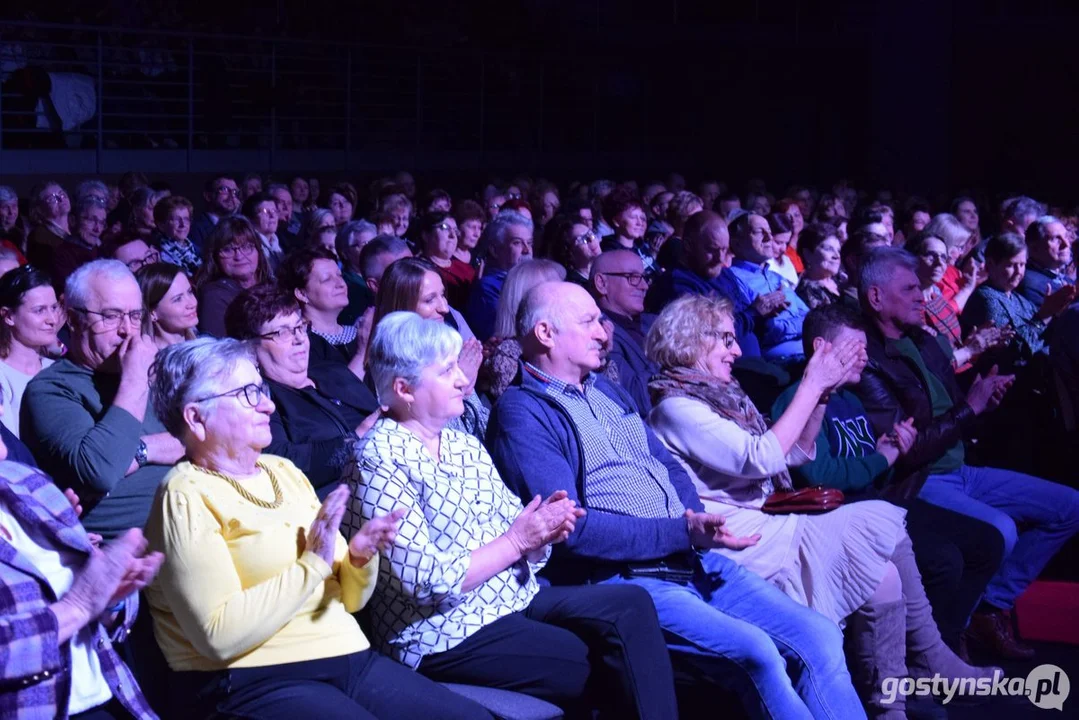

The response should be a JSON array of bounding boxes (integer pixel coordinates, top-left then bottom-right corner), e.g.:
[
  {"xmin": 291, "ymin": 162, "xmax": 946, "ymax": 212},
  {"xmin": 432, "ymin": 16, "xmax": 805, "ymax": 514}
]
[
  {"xmin": 605, "ymin": 312, "xmax": 658, "ymax": 416},
  {"xmin": 854, "ymin": 325, "xmax": 976, "ymax": 499},
  {"xmin": 188, "ymin": 212, "xmax": 219, "ymax": 253},
  {"xmin": 265, "ymin": 362, "xmax": 378, "ymax": 499},
  {"xmin": 486, "ymin": 368, "xmax": 703, "ymax": 585},
  {"xmin": 644, "ymin": 266, "xmax": 762, "ymax": 358}
]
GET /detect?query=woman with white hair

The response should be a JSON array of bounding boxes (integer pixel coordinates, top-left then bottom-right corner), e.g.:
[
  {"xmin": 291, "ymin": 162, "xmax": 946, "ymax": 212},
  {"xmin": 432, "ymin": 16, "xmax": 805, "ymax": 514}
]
[
  {"xmin": 343, "ymin": 312, "xmax": 678, "ymax": 719},
  {"xmin": 145, "ymin": 337, "xmax": 492, "ymax": 720}
]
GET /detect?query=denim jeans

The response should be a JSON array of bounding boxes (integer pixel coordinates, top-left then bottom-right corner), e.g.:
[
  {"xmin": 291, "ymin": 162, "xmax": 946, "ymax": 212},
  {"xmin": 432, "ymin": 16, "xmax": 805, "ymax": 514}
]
[
  {"xmin": 599, "ymin": 552, "xmax": 865, "ymax": 720},
  {"xmin": 918, "ymin": 464, "xmax": 1079, "ymax": 610}
]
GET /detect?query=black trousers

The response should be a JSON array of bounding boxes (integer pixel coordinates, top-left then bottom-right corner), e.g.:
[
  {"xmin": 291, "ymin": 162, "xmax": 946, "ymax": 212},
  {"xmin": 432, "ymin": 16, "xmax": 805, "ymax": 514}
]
[
  {"xmin": 71, "ymin": 699, "xmax": 132, "ymax": 720},
  {"xmin": 169, "ymin": 650, "xmax": 493, "ymax": 720},
  {"xmin": 901, "ymin": 497, "xmax": 1006, "ymax": 647},
  {"xmin": 419, "ymin": 584, "xmax": 678, "ymax": 720}
]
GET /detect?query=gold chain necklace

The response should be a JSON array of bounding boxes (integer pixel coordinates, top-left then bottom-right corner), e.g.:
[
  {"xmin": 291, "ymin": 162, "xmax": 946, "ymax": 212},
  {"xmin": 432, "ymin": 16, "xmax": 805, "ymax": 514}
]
[{"xmin": 193, "ymin": 460, "xmax": 284, "ymax": 510}]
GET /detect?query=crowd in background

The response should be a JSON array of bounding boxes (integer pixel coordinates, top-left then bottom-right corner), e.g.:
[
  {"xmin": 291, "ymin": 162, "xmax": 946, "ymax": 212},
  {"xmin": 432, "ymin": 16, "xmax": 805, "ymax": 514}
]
[{"xmin": 0, "ymin": 168, "xmax": 1077, "ymax": 720}]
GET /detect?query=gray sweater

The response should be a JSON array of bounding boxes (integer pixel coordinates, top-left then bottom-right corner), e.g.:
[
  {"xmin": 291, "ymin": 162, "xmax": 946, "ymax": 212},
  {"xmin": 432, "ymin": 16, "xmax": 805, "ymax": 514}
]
[{"xmin": 21, "ymin": 359, "xmax": 171, "ymax": 539}]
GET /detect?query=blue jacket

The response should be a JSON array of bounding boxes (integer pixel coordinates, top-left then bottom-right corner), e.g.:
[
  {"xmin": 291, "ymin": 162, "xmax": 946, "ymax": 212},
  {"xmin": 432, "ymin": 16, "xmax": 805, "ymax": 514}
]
[
  {"xmin": 645, "ymin": 266, "xmax": 762, "ymax": 357},
  {"xmin": 464, "ymin": 269, "xmax": 507, "ymax": 342},
  {"xmin": 486, "ymin": 368, "xmax": 703, "ymax": 585}
]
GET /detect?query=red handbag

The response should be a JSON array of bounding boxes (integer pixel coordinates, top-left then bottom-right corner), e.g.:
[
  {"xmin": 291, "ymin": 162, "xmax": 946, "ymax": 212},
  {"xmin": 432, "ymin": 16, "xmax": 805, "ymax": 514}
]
[{"xmin": 761, "ymin": 487, "xmax": 845, "ymax": 515}]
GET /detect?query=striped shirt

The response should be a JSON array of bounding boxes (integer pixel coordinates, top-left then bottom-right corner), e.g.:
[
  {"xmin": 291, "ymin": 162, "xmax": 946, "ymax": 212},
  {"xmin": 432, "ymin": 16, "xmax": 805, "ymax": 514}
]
[{"xmin": 522, "ymin": 363, "xmax": 685, "ymax": 520}]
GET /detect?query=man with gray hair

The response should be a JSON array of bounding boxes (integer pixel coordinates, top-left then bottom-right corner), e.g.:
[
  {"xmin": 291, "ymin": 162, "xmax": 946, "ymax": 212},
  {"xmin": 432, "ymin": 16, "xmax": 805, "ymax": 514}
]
[
  {"xmin": 487, "ymin": 281, "xmax": 862, "ymax": 718},
  {"xmin": 1018, "ymin": 215, "xmax": 1071, "ymax": 307},
  {"xmin": 359, "ymin": 235, "xmax": 412, "ymax": 296},
  {"xmin": 999, "ymin": 196, "xmax": 1045, "ymax": 238},
  {"xmin": 465, "ymin": 210, "xmax": 533, "ymax": 341},
  {"xmin": 22, "ymin": 260, "xmax": 184, "ymax": 539},
  {"xmin": 855, "ymin": 245, "xmax": 1079, "ymax": 661}
]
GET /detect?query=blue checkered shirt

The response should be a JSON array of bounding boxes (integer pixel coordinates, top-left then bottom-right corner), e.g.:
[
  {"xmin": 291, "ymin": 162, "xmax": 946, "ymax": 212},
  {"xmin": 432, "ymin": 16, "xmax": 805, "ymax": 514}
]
[{"xmin": 522, "ymin": 363, "xmax": 685, "ymax": 519}]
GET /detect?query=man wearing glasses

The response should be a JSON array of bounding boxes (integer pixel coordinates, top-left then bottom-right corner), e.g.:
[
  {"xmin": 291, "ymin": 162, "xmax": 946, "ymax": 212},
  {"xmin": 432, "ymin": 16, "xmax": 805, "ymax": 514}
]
[
  {"xmin": 591, "ymin": 249, "xmax": 658, "ymax": 416},
  {"xmin": 189, "ymin": 174, "xmax": 241, "ymax": 252},
  {"xmin": 22, "ymin": 260, "xmax": 184, "ymax": 539}
]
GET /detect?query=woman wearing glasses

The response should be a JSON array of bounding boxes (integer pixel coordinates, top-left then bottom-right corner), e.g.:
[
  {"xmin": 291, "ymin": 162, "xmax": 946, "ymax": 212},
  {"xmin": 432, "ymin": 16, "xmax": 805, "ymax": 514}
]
[
  {"xmin": 542, "ymin": 215, "xmax": 601, "ymax": 288},
  {"xmin": 419, "ymin": 212, "xmax": 474, "ymax": 310},
  {"xmin": 196, "ymin": 217, "xmax": 273, "ymax": 338},
  {"xmin": 644, "ymin": 295, "xmax": 996, "ymax": 716},
  {"xmin": 225, "ymin": 285, "xmax": 379, "ymax": 499},
  {"xmin": 0, "ymin": 266, "xmax": 60, "ymax": 438},
  {"xmin": 26, "ymin": 181, "xmax": 72, "ymax": 268},
  {"xmin": 51, "ymin": 197, "xmax": 107, "ymax": 291},
  {"xmin": 144, "ymin": 337, "xmax": 491, "ymax": 720},
  {"xmin": 243, "ymin": 192, "xmax": 285, "ymax": 272}
]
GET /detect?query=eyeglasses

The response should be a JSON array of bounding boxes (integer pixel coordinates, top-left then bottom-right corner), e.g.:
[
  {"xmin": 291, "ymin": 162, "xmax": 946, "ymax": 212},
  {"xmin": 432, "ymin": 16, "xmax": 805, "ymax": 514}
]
[
  {"xmin": 573, "ymin": 230, "xmax": 598, "ymax": 246},
  {"xmin": 705, "ymin": 330, "xmax": 737, "ymax": 349},
  {"xmin": 43, "ymin": 191, "xmax": 68, "ymax": 205},
  {"xmin": 73, "ymin": 307, "xmax": 145, "ymax": 329},
  {"xmin": 258, "ymin": 320, "xmax": 312, "ymax": 343},
  {"xmin": 125, "ymin": 249, "xmax": 160, "ymax": 272},
  {"xmin": 218, "ymin": 242, "xmax": 257, "ymax": 259},
  {"xmin": 600, "ymin": 272, "xmax": 648, "ymax": 287},
  {"xmin": 434, "ymin": 222, "xmax": 458, "ymax": 236},
  {"xmin": 193, "ymin": 382, "xmax": 271, "ymax": 408},
  {"xmin": 256, "ymin": 207, "xmax": 278, "ymax": 218},
  {"xmin": 215, "ymin": 186, "xmax": 240, "ymax": 198},
  {"xmin": 919, "ymin": 251, "xmax": 948, "ymax": 264}
]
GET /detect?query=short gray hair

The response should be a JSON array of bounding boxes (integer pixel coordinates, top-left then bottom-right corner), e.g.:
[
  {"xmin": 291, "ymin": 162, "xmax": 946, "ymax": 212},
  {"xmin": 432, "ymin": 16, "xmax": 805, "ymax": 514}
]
[
  {"xmin": 481, "ymin": 211, "xmax": 533, "ymax": 253},
  {"xmin": 516, "ymin": 281, "xmax": 568, "ymax": 337},
  {"xmin": 150, "ymin": 337, "xmax": 257, "ymax": 439},
  {"xmin": 0, "ymin": 186, "xmax": 16, "ymax": 204},
  {"xmin": 858, "ymin": 246, "xmax": 919, "ymax": 300},
  {"xmin": 1025, "ymin": 215, "xmax": 1062, "ymax": 248},
  {"xmin": 1003, "ymin": 196, "xmax": 1046, "ymax": 224},
  {"xmin": 335, "ymin": 219, "xmax": 377, "ymax": 258},
  {"xmin": 65, "ymin": 260, "xmax": 137, "ymax": 319},
  {"xmin": 74, "ymin": 179, "xmax": 108, "ymax": 202},
  {"xmin": 368, "ymin": 311, "xmax": 463, "ymax": 404}
]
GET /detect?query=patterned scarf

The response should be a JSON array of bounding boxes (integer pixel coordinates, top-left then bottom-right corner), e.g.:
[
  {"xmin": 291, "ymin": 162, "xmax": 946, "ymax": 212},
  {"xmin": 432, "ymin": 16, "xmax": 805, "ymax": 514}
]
[{"xmin": 648, "ymin": 366, "xmax": 793, "ymax": 491}]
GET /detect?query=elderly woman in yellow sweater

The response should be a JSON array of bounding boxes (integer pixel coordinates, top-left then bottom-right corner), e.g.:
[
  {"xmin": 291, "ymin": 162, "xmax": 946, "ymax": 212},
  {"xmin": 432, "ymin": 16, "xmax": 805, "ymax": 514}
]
[{"xmin": 144, "ymin": 337, "xmax": 493, "ymax": 720}]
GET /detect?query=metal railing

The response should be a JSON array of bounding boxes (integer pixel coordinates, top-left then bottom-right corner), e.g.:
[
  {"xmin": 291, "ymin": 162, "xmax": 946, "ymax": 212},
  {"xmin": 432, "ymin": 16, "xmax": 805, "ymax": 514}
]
[{"xmin": 0, "ymin": 21, "xmax": 626, "ymax": 174}]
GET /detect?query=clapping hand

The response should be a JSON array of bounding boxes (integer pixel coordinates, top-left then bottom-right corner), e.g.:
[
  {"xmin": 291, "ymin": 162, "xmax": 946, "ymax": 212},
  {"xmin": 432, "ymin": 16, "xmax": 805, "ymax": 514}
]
[
  {"xmin": 965, "ymin": 365, "xmax": 1015, "ymax": 415},
  {"xmin": 302, "ymin": 485, "xmax": 350, "ymax": 568},
  {"xmin": 349, "ymin": 507, "xmax": 406, "ymax": 568},
  {"xmin": 804, "ymin": 337, "xmax": 866, "ymax": 394},
  {"xmin": 1036, "ymin": 283, "xmax": 1076, "ymax": 321},
  {"xmin": 505, "ymin": 491, "xmax": 586, "ymax": 561},
  {"xmin": 752, "ymin": 290, "xmax": 789, "ymax": 317},
  {"xmin": 963, "ymin": 323, "xmax": 1014, "ymax": 358},
  {"xmin": 685, "ymin": 509, "xmax": 761, "ymax": 551},
  {"xmin": 458, "ymin": 338, "xmax": 483, "ymax": 391}
]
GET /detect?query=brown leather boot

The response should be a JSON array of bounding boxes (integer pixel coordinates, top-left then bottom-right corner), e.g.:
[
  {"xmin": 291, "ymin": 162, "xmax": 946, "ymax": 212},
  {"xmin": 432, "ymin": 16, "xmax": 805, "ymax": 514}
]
[{"xmin": 966, "ymin": 609, "xmax": 1036, "ymax": 661}]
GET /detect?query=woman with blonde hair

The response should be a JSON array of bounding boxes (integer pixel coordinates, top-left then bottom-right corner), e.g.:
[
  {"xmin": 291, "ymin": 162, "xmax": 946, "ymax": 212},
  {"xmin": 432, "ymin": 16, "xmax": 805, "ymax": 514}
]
[
  {"xmin": 477, "ymin": 259, "xmax": 566, "ymax": 400},
  {"xmin": 644, "ymin": 294, "xmax": 996, "ymax": 718}
]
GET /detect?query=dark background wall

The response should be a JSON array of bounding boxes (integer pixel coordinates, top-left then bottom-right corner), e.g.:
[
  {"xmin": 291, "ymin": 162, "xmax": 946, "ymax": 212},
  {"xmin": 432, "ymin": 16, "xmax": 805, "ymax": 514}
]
[{"xmin": 3, "ymin": 0, "xmax": 1079, "ymax": 203}]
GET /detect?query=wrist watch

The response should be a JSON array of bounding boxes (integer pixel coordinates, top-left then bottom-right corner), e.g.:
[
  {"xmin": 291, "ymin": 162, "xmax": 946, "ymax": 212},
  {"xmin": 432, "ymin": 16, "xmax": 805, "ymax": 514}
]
[{"xmin": 134, "ymin": 440, "xmax": 149, "ymax": 468}]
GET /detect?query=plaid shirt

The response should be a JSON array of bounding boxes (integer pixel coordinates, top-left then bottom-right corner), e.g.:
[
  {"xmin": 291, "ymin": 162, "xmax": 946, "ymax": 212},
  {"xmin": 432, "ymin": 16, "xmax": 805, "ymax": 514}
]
[
  {"xmin": 522, "ymin": 363, "xmax": 685, "ymax": 519},
  {"xmin": 0, "ymin": 461, "xmax": 157, "ymax": 720}
]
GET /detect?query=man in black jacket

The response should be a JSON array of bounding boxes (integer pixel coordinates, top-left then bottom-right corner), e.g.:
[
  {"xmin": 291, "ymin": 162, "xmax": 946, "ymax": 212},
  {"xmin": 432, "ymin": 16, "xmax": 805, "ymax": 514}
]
[{"xmin": 854, "ymin": 246, "xmax": 1079, "ymax": 661}]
